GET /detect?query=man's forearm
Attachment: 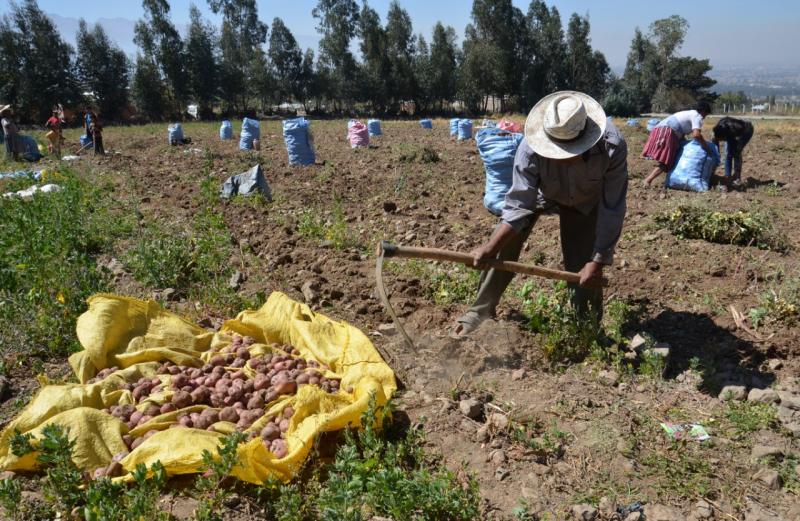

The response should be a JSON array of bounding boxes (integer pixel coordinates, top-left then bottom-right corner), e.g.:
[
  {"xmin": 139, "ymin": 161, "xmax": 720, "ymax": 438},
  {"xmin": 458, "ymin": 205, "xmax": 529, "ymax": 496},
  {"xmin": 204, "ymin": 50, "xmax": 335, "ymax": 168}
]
[{"xmin": 486, "ymin": 223, "xmax": 518, "ymax": 256}]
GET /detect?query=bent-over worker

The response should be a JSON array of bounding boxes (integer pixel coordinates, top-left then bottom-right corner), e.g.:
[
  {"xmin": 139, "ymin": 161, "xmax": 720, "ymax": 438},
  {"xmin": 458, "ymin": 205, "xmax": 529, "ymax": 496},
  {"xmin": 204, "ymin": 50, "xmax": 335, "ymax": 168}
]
[
  {"xmin": 712, "ymin": 116, "xmax": 754, "ymax": 191},
  {"xmin": 642, "ymin": 101, "xmax": 712, "ymax": 187},
  {"xmin": 453, "ymin": 91, "xmax": 628, "ymax": 336}
]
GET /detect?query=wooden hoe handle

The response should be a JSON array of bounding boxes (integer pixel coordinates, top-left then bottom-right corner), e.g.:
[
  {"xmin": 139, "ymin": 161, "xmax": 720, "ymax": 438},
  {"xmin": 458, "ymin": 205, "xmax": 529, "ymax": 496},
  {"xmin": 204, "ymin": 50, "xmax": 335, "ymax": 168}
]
[{"xmin": 379, "ymin": 241, "xmax": 606, "ymax": 288}]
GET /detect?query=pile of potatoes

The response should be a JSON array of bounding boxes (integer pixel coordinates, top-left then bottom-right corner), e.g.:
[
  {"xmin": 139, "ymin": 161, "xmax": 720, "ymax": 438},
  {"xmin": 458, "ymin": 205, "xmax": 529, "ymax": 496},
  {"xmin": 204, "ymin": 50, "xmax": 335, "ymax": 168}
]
[{"xmin": 95, "ymin": 335, "xmax": 345, "ymax": 476}]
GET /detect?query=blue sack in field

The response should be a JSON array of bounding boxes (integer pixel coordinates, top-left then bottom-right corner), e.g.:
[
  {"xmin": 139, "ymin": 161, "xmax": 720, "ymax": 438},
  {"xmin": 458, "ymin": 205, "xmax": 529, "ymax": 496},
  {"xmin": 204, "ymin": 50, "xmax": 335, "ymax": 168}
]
[
  {"xmin": 283, "ymin": 118, "xmax": 315, "ymax": 166},
  {"xmin": 240, "ymin": 118, "xmax": 260, "ymax": 150},
  {"xmin": 168, "ymin": 123, "xmax": 184, "ymax": 145},
  {"xmin": 647, "ymin": 118, "xmax": 661, "ymax": 132},
  {"xmin": 477, "ymin": 127, "xmax": 523, "ymax": 215},
  {"xmin": 449, "ymin": 118, "xmax": 459, "ymax": 137},
  {"xmin": 481, "ymin": 119, "xmax": 496, "ymax": 128},
  {"xmin": 665, "ymin": 140, "xmax": 720, "ymax": 192},
  {"xmin": 367, "ymin": 119, "xmax": 382, "ymax": 136},
  {"xmin": 626, "ymin": 118, "xmax": 639, "ymax": 127},
  {"xmin": 220, "ymin": 120, "xmax": 233, "ymax": 140},
  {"xmin": 457, "ymin": 119, "xmax": 473, "ymax": 140},
  {"xmin": 80, "ymin": 134, "xmax": 93, "ymax": 148},
  {"xmin": 419, "ymin": 119, "xmax": 432, "ymax": 129},
  {"xmin": 18, "ymin": 135, "xmax": 42, "ymax": 162}
]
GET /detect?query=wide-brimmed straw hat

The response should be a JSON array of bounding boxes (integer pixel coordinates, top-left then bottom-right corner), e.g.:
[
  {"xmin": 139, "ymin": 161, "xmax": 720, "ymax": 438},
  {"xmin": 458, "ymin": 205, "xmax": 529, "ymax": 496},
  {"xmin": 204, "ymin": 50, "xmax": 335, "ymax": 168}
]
[
  {"xmin": 0, "ymin": 105, "xmax": 11, "ymax": 114},
  {"xmin": 524, "ymin": 91, "xmax": 607, "ymax": 159}
]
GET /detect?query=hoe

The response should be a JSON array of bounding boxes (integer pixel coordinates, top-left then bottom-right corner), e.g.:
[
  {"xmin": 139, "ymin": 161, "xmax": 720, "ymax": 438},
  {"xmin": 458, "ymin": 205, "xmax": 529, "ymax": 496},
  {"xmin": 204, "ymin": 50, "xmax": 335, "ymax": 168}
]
[{"xmin": 375, "ymin": 241, "xmax": 606, "ymax": 356}]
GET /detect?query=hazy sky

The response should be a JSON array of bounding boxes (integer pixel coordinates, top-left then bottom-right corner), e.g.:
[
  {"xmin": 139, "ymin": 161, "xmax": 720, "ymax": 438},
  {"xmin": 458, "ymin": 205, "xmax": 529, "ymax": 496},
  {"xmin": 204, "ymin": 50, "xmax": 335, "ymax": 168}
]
[{"xmin": 16, "ymin": 0, "xmax": 800, "ymax": 68}]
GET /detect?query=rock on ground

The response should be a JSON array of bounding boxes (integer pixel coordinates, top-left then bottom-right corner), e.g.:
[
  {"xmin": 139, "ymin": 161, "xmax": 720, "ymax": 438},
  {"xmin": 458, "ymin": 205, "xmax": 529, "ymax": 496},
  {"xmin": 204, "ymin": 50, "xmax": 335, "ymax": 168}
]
[
  {"xmin": 571, "ymin": 504, "xmax": 597, "ymax": 520},
  {"xmin": 644, "ymin": 504, "xmax": 682, "ymax": 521},
  {"xmin": 748, "ymin": 388, "xmax": 780, "ymax": 404},
  {"xmin": 458, "ymin": 398, "xmax": 483, "ymax": 420},
  {"xmin": 719, "ymin": 385, "xmax": 747, "ymax": 401}
]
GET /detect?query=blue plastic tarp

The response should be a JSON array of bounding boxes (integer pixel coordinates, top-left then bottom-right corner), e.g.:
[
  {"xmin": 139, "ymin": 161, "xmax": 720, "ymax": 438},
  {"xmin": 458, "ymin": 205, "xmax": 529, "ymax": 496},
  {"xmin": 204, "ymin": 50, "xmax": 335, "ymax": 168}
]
[
  {"xmin": 477, "ymin": 127, "xmax": 523, "ymax": 215},
  {"xmin": 647, "ymin": 118, "xmax": 661, "ymax": 132},
  {"xmin": 168, "ymin": 123, "xmax": 184, "ymax": 145},
  {"xmin": 457, "ymin": 119, "xmax": 473, "ymax": 140},
  {"xmin": 665, "ymin": 140, "xmax": 720, "ymax": 192},
  {"xmin": 367, "ymin": 119, "xmax": 382, "ymax": 136},
  {"xmin": 419, "ymin": 119, "xmax": 432, "ymax": 129},
  {"xmin": 626, "ymin": 118, "xmax": 639, "ymax": 127},
  {"xmin": 240, "ymin": 118, "xmax": 260, "ymax": 150},
  {"xmin": 220, "ymin": 120, "xmax": 233, "ymax": 140},
  {"xmin": 283, "ymin": 118, "xmax": 315, "ymax": 166}
]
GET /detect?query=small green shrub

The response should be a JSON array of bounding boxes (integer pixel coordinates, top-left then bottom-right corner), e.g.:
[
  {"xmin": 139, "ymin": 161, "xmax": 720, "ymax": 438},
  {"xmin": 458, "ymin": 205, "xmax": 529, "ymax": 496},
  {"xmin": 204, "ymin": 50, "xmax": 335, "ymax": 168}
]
[
  {"xmin": 194, "ymin": 431, "xmax": 247, "ymax": 521},
  {"xmin": 748, "ymin": 283, "xmax": 799, "ymax": 329},
  {"xmin": 656, "ymin": 205, "xmax": 788, "ymax": 251},
  {"xmin": 396, "ymin": 144, "xmax": 440, "ymax": 163},
  {"xmin": 518, "ymin": 281, "xmax": 603, "ymax": 363},
  {"xmin": 724, "ymin": 401, "xmax": 778, "ymax": 436},
  {"xmin": 297, "ymin": 198, "xmax": 356, "ymax": 250}
]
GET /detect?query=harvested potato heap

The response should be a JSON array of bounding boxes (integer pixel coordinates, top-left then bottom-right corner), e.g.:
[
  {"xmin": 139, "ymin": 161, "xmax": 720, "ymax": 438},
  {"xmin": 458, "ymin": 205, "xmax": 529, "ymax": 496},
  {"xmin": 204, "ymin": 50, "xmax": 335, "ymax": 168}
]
[{"xmin": 93, "ymin": 335, "xmax": 346, "ymax": 477}]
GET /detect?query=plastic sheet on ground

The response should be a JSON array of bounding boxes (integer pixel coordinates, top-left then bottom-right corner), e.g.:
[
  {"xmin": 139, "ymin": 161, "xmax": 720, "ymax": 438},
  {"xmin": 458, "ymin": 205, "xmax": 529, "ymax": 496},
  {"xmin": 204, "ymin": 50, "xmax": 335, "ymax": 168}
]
[
  {"xmin": 665, "ymin": 140, "xmax": 720, "ymax": 193},
  {"xmin": 646, "ymin": 118, "xmax": 661, "ymax": 132},
  {"xmin": 220, "ymin": 164, "xmax": 272, "ymax": 200},
  {"xmin": 348, "ymin": 121, "xmax": 369, "ymax": 148},
  {"xmin": 3, "ymin": 183, "xmax": 62, "ymax": 199},
  {"xmin": 0, "ymin": 170, "xmax": 41, "ymax": 180},
  {"xmin": 626, "ymin": 118, "xmax": 639, "ymax": 126},
  {"xmin": 419, "ymin": 119, "xmax": 432, "ymax": 129},
  {"xmin": 0, "ymin": 292, "xmax": 396, "ymax": 483},
  {"xmin": 477, "ymin": 127, "xmax": 523, "ymax": 216},
  {"xmin": 283, "ymin": 118, "xmax": 316, "ymax": 166}
]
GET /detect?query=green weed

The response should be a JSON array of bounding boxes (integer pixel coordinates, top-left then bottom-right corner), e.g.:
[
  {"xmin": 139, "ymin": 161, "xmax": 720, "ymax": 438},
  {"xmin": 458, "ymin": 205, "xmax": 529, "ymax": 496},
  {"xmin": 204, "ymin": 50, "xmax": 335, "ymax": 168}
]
[
  {"xmin": 723, "ymin": 401, "xmax": 778, "ymax": 437},
  {"xmin": 297, "ymin": 198, "xmax": 357, "ymax": 250},
  {"xmin": 396, "ymin": 144, "xmax": 440, "ymax": 163},
  {"xmin": 386, "ymin": 259, "xmax": 479, "ymax": 306},
  {"xmin": 0, "ymin": 476, "xmax": 21, "ymax": 520},
  {"xmin": 313, "ymin": 395, "xmax": 480, "ymax": 520},
  {"xmin": 0, "ymin": 170, "xmax": 129, "ymax": 356},
  {"xmin": 83, "ymin": 462, "xmax": 168, "ymax": 521},
  {"xmin": 518, "ymin": 281, "xmax": 604, "ymax": 363},
  {"xmin": 655, "ymin": 204, "xmax": 788, "ymax": 251},
  {"xmin": 194, "ymin": 431, "xmax": 247, "ymax": 521},
  {"xmin": 641, "ymin": 443, "xmax": 714, "ymax": 499},
  {"xmin": 762, "ymin": 452, "xmax": 799, "ymax": 495},
  {"xmin": 748, "ymin": 283, "xmax": 800, "ymax": 329}
]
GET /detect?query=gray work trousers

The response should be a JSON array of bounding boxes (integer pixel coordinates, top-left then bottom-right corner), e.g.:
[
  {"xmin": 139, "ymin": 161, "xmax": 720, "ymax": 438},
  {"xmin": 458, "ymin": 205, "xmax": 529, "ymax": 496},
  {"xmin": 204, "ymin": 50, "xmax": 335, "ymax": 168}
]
[{"xmin": 464, "ymin": 204, "xmax": 604, "ymax": 322}]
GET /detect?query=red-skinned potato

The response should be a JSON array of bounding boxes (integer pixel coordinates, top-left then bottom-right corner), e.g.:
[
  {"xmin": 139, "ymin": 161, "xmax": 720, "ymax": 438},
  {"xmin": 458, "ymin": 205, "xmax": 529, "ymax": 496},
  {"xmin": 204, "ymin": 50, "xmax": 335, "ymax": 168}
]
[
  {"xmin": 172, "ymin": 390, "xmax": 192, "ymax": 409},
  {"xmin": 145, "ymin": 405, "xmax": 160, "ymax": 417},
  {"xmin": 106, "ymin": 461, "xmax": 123, "ymax": 477},
  {"xmin": 247, "ymin": 395, "xmax": 264, "ymax": 410},
  {"xmin": 210, "ymin": 355, "xmax": 226, "ymax": 367},
  {"xmin": 131, "ymin": 437, "xmax": 145, "ymax": 450},
  {"xmin": 160, "ymin": 403, "xmax": 176, "ymax": 414},
  {"xmin": 274, "ymin": 380, "xmax": 297, "ymax": 396},
  {"xmin": 168, "ymin": 365, "xmax": 182, "ymax": 375},
  {"xmin": 200, "ymin": 409, "xmax": 219, "ymax": 424},
  {"xmin": 137, "ymin": 415, "xmax": 153, "ymax": 426},
  {"xmin": 122, "ymin": 435, "xmax": 133, "ymax": 447},
  {"xmin": 143, "ymin": 429, "xmax": 159, "ymax": 440},
  {"xmin": 269, "ymin": 438, "xmax": 288, "ymax": 458},
  {"xmin": 130, "ymin": 410, "xmax": 143, "ymax": 425},
  {"xmin": 296, "ymin": 373, "xmax": 310, "ymax": 385},
  {"xmin": 191, "ymin": 387, "xmax": 211, "ymax": 405},
  {"xmin": 279, "ymin": 419, "xmax": 290, "ymax": 432},
  {"xmin": 219, "ymin": 407, "xmax": 239, "ymax": 423},
  {"xmin": 231, "ymin": 358, "xmax": 246, "ymax": 368},
  {"xmin": 178, "ymin": 415, "xmax": 193, "ymax": 428},
  {"xmin": 171, "ymin": 374, "xmax": 189, "ymax": 389},
  {"xmin": 235, "ymin": 346, "xmax": 250, "ymax": 360},
  {"xmin": 283, "ymin": 407, "xmax": 294, "ymax": 419},
  {"xmin": 261, "ymin": 423, "xmax": 280, "ymax": 441}
]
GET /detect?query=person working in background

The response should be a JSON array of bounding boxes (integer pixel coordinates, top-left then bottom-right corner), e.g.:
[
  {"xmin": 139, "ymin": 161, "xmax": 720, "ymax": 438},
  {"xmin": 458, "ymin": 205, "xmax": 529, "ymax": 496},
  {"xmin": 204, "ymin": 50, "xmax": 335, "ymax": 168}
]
[
  {"xmin": 453, "ymin": 91, "xmax": 628, "ymax": 337},
  {"xmin": 44, "ymin": 106, "xmax": 64, "ymax": 157},
  {"xmin": 712, "ymin": 116, "xmax": 754, "ymax": 192},
  {"xmin": 90, "ymin": 112, "xmax": 105, "ymax": 156},
  {"xmin": 642, "ymin": 101, "xmax": 712, "ymax": 187},
  {"xmin": 0, "ymin": 105, "xmax": 19, "ymax": 161}
]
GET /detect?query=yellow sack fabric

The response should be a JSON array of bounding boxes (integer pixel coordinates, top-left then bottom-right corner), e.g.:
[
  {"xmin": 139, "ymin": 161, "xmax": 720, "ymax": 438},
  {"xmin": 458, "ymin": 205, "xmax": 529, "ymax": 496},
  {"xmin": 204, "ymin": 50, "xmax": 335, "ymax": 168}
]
[{"xmin": 0, "ymin": 292, "xmax": 396, "ymax": 483}]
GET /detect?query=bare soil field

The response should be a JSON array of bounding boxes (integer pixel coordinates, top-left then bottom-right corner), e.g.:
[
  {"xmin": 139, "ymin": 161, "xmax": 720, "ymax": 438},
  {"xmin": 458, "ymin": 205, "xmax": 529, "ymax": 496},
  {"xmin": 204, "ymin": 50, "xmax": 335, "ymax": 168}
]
[{"xmin": 1, "ymin": 116, "xmax": 799, "ymax": 520}]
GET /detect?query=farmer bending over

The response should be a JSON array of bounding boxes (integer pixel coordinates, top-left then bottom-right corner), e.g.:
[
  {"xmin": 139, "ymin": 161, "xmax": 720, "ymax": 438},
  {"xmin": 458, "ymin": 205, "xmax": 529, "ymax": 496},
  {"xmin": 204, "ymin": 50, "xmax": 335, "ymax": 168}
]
[
  {"xmin": 453, "ymin": 91, "xmax": 628, "ymax": 336},
  {"xmin": 642, "ymin": 101, "xmax": 712, "ymax": 187},
  {"xmin": 712, "ymin": 116, "xmax": 754, "ymax": 192}
]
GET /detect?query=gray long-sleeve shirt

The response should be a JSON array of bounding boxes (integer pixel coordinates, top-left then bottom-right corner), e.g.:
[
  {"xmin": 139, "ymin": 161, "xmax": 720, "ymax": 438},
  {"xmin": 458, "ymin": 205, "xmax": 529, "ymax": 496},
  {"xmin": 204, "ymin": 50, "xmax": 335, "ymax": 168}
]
[{"xmin": 501, "ymin": 122, "xmax": 628, "ymax": 265}]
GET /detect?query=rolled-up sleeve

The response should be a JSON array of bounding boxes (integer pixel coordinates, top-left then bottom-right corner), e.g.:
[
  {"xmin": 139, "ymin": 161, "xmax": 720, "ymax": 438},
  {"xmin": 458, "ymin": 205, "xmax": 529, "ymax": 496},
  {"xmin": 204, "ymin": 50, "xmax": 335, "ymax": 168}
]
[
  {"xmin": 592, "ymin": 139, "xmax": 628, "ymax": 264},
  {"xmin": 500, "ymin": 142, "xmax": 540, "ymax": 233}
]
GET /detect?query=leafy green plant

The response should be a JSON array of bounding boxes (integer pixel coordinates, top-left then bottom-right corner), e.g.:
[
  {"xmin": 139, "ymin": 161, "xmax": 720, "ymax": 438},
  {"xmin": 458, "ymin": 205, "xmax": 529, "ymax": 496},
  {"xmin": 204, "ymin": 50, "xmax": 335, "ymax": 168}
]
[
  {"xmin": 297, "ymin": 198, "xmax": 356, "ymax": 250},
  {"xmin": 194, "ymin": 431, "xmax": 247, "ymax": 521},
  {"xmin": 518, "ymin": 281, "xmax": 603, "ymax": 363},
  {"xmin": 748, "ymin": 285, "xmax": 799, "ymax": 329},
  {"xmin": 641, "ymin": 442, "xmax": 715, "ymax": 499},
  {"xmin": 655, "ymin": 205, "xmax": 788, "ymax": 251},
  {"xmin": 723, "ymin": 401, "xmax": 778, "ymax": 436},
  {"xmin": 0, "ymin": 170, "xmax": 129, "ymax": 356},
  {"xmin": 396, "ymin": 144, "xmax": 440, "ymax": 163},
  {"xmin": 313, "ymin": 394, "xmax": 480, "ymax": 521},
  {"xmin": 0, "ymin": 476, "xmax": 22, "ymax": 520},
  {"xmin": 83, "ymin": 462, "xmax": 168, "ymax": 521}
]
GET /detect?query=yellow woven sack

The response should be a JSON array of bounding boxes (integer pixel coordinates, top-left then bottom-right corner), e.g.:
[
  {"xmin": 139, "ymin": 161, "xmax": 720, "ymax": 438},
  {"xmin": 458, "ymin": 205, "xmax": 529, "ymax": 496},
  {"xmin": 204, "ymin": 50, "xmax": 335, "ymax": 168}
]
[{"xmin": 0, "ymin": 292, "xmax": 396, "ymax": 483}]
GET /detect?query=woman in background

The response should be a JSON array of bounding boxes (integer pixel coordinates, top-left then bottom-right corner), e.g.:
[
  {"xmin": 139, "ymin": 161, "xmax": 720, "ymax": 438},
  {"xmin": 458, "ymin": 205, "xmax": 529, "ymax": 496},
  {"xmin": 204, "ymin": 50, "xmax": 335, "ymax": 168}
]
[
  {"xmin": 0, "ymin": 105, "xmax": 19, "ymax": 161},
  {"xmin": 642, "ymin": 101, "xmax": 712, "ymax": 187}
]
